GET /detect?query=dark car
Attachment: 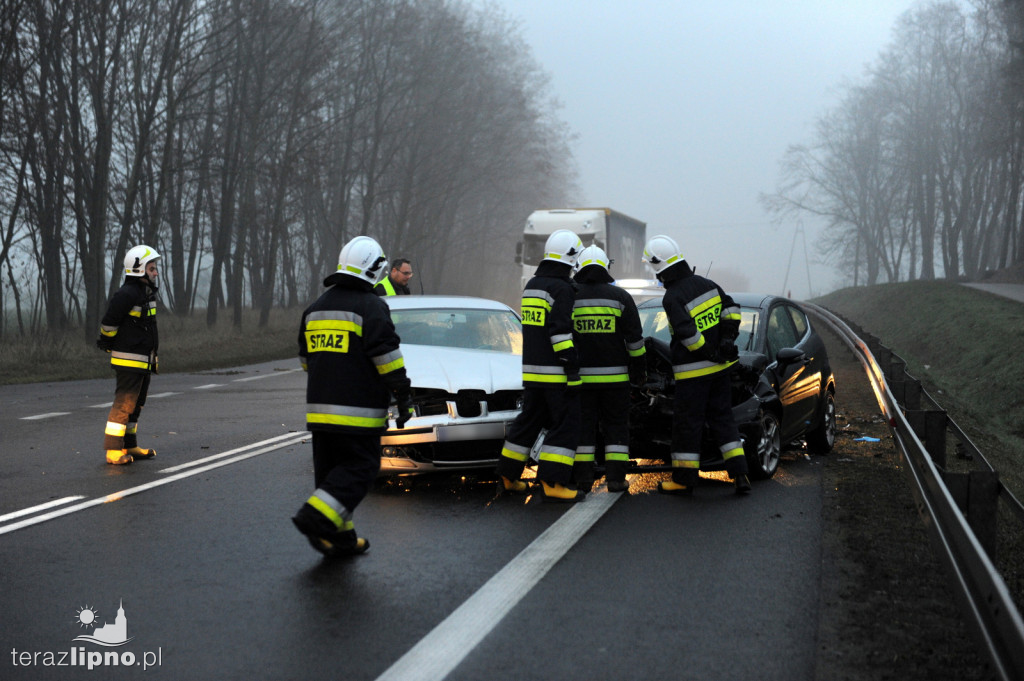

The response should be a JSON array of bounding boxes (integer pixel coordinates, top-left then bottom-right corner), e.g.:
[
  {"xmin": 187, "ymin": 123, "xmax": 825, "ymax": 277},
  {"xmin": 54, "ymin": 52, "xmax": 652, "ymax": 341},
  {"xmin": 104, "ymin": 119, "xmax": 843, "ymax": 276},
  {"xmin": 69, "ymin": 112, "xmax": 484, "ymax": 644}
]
[{"xmin": 629, "ymin": 293, "xmax": 836, "ymax": 478}]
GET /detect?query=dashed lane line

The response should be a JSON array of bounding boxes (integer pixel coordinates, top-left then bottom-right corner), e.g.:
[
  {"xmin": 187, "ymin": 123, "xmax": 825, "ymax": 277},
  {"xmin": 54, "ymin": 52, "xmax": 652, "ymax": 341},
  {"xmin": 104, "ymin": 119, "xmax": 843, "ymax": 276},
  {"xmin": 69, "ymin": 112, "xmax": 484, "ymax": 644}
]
[
  {"xmin": 0, "ymin": 434, "xmax": 308, "ymax": 536},
  {"xmin": 18, "ymin": 412, "xmax": 72, "ymax": 421},
  {"xmin": 15, "ymin": 369, "xmax": 300, "ymax": 419}
]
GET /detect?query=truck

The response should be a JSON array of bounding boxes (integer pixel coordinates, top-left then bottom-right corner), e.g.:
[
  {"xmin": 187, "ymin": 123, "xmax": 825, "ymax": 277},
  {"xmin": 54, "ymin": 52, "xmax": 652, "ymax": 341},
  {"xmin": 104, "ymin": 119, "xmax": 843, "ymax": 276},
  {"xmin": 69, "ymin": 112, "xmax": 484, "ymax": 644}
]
[{"xmin": 514, "ymin": 208, "xmax": 647, "ymax": 290}]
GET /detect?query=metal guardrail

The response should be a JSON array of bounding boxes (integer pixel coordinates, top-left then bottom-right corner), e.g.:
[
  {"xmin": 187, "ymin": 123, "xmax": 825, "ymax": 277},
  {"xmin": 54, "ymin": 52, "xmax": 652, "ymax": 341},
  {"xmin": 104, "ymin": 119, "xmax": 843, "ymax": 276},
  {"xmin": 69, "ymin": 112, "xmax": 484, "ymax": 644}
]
[{"xmin": 804, "ymin": 302, "xmax": 1024, "ymax": 681}]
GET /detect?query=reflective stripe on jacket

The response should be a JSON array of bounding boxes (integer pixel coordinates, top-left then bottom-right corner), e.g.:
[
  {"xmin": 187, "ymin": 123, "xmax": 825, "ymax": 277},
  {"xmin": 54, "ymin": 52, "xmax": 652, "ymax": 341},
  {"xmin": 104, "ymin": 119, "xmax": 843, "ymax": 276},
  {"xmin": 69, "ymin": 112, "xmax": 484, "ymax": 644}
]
[
  {"xmin": 300, "ymin": 274, "xmax": 409, "ymax": 434},
  {"xmin": 99, "ymin": 278, "xmax": 159, "ymax": 374}
]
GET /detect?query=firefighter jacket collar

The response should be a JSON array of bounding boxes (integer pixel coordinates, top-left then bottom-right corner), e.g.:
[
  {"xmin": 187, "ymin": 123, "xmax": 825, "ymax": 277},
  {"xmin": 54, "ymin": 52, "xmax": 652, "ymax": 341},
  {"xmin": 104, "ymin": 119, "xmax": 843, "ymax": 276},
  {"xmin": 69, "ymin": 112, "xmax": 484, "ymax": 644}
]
[
  {"xmin": 534, "ymin": 260, "xmax": 574, "ymax": 281},
  {"xmin": 658, "ymin": 259, "xmax": 693, "ymax": 286},
  {"xmin": 574, "ymin": 265, "xmax": 614, "ymax": 285},
  {"xmin": 323, "ymin": 271, "xmax": 374, "ymax": 292}
]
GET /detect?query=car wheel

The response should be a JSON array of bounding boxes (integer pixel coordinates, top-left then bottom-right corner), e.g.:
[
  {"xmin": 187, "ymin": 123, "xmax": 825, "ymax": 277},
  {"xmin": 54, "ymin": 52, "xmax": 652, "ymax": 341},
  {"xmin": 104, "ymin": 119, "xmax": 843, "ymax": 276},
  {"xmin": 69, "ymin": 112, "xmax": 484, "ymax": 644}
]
[
  {"xmin": 806, "ymin": 391, "xmax": 836, "ymax": 454},
  {"xmin": 746, "ymin": 409, "xmax": 781, "ymax": 479}
]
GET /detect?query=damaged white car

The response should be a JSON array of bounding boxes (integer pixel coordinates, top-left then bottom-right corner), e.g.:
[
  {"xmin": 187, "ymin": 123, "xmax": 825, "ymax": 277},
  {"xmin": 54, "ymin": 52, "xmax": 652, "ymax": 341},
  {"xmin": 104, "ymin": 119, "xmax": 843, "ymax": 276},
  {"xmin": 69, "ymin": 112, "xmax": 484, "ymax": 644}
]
[{"xmin": 380, "ymin": 295, "xmax": 523, "ymax": 476}]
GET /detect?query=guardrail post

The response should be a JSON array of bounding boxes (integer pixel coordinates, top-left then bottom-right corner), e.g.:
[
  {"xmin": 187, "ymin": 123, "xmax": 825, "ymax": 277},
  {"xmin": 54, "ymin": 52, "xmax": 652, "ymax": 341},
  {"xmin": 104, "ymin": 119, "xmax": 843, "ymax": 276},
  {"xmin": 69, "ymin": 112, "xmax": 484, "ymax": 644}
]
[
  {"xmin": 943, "ymin": 471, "xmax": 1000, "ymax": 558},
  {"xmin": 887, "ymin": 356, "xmax": 906, "ymax": 383},
  {"xmin": 892, "ymin": 377, "xmax": 922, "ymax": 410},
  {"xmin": 905, "ymin": 409, "xmax": 948, "ymax": 468}
]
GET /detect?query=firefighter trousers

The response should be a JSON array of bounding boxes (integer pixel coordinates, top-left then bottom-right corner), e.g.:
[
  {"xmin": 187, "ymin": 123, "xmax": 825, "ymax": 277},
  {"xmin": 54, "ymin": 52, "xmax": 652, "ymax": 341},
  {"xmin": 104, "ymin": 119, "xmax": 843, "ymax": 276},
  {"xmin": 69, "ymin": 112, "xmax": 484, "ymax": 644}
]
[
  {"xmin": 104, "ymin": 370, "xmax": 150, "ymax": 451},
  {"xmin": 497, "ymin": 386, "xmax": 580, "ymax": 486},
  {"xmin": 311, "ymin": 431, "xmax": 381, "ymax": 518},
  {"xmin": 574, "ymin": 387, "xmax": 631, "ymax": 487},
  {"xmin": 670, "ymin": 371, "xmax": 748, "ymax": 482}
]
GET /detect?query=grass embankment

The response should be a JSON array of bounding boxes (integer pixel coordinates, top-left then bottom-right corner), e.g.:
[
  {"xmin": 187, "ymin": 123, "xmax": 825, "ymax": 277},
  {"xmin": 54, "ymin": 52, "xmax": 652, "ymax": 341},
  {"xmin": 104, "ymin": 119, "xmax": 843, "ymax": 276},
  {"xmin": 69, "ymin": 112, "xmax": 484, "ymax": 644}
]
[
  {"xmin": 0, "ymin": 307, "xmax": 300, "ymax": 385},
  {"xmin": 813, "ymin": 280, "xmax": 1024, "ymax": 496}
]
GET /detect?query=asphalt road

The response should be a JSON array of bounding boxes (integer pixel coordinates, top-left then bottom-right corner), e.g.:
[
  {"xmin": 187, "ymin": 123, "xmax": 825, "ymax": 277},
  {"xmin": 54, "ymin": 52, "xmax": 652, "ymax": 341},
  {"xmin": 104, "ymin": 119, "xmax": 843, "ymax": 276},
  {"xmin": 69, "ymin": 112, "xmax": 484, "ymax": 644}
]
[{"xmin": 1, "ymin": 360, "xmax": 824, "ymax": 680}]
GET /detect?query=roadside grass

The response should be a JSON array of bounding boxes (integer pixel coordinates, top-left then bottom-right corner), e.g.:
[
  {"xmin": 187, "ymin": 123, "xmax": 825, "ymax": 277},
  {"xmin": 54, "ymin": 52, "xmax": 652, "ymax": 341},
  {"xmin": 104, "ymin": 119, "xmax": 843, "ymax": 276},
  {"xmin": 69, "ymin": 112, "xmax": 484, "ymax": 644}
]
[
  {"xmin": 813, "ymin": 280, "xmax": 1024, "ymax": 499},
  {"xmin": 0, "ymin": 307, "xmax": 300, "ymax": 385}
]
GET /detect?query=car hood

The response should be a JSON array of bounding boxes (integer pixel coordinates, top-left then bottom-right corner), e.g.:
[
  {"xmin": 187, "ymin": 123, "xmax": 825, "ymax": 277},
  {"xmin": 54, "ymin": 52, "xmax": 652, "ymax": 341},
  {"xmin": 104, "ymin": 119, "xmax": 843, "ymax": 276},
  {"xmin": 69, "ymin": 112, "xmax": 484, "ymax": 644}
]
[{"xmin": 401, "ymin": 344, "xmax": 523, "ymax": 393}]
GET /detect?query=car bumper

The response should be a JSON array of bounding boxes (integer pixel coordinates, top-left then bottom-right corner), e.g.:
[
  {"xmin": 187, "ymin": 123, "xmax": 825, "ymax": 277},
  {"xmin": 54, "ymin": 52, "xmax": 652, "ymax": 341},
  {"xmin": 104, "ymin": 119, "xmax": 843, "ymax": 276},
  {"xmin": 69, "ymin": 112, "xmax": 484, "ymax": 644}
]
[{"xmin": 379, "ymin": 410, "xmax": 518, "ymax": 474}]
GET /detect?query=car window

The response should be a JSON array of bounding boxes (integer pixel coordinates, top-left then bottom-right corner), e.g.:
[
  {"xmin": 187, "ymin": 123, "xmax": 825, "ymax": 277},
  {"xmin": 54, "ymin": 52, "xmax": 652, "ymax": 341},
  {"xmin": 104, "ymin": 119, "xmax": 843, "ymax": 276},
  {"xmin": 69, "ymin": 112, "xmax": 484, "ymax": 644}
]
[
  {"xmin": 639, "ymin": 308, "xmax": 672, "ymax": 343},
  {"xmin": 638, "ymin": 305, "xmax": 758, "ymax": 352},
  {"xmin": 787, "ymin": 304, "xmax": 808, "ymax": 341},
  {"xmin": 391, "ymin": 308, "xmax": 522, "ymax": 355},
  {"xmin": 766, "ymin": 305, "xmax": 800, "ymax": 359},
  {"xmin": 737, "ymin": 308, "xmax": 757, "ymax": 352}
]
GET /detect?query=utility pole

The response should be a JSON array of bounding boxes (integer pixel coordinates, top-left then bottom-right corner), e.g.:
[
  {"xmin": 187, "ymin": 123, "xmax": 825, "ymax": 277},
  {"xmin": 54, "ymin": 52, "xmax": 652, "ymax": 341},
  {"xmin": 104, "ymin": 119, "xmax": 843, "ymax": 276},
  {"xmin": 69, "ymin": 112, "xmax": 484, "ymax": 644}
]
[{"xmin": 782, "ymin": 220, "xmax": 813, "ymax": 299}]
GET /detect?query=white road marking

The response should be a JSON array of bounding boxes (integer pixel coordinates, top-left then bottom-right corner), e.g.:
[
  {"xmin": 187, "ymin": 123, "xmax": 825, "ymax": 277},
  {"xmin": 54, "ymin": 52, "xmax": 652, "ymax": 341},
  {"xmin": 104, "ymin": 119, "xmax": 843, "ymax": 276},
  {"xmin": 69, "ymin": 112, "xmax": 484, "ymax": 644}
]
[
  {"xmin": 158, "ymin": 432, "xmax": 309, "ymax": 473},
  {"xmin": 0, "ymin": 496, "xmax": 86, "ymax": 523},
  {"xmin": 374, "ymin": 487, "xmax": 621, "ymax": 681},
  {"xmin": 0, "ymin": 434, "xmax": 308, "ymax": 536},
  {"xmin": 18, "ymin": 412, "xmax": 71, "ymax": 420},
  {"xmin": 232, "ymin": 368, "xmax": 300, "ymax": 383},
  {"xmin": 88, "ymin": 402, "xmax": 114, "ymax": 409},
  {"xmin": 194, "ymin": 384, "xmax": 223, "ymax": 390},
  {"xmin": 146, "ymin": 392, "xmax": 180, "ymax": 399}
]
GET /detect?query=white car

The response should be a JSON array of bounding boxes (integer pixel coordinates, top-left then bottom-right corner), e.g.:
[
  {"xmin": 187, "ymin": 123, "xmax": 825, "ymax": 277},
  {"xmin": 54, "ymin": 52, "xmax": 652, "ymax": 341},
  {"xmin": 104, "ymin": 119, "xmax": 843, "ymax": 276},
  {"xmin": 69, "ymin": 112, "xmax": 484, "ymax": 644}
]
[{"xmin": 380, "ymin": 295, "xmax": 523, "ymax": 476}]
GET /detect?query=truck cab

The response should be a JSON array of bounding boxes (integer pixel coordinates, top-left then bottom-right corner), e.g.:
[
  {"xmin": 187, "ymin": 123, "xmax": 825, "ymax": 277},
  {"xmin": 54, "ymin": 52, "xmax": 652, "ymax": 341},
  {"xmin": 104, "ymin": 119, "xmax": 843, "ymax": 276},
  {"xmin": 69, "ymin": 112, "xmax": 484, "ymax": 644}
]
[{"xmin": 515, "ymin": 208, "xmax": 646, "ymax": 291}]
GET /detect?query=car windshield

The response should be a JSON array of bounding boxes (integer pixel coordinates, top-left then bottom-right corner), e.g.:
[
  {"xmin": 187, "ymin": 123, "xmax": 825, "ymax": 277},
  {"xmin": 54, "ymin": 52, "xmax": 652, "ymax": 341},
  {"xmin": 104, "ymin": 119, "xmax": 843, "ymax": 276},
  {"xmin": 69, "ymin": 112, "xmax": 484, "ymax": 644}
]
[
  {"xmin": 391, "ymin": 308, "xmax": 523, "ymax": 355},
  {"xmin": 638, "ymin": 305, "xmax": 759, "ymax": 352}
]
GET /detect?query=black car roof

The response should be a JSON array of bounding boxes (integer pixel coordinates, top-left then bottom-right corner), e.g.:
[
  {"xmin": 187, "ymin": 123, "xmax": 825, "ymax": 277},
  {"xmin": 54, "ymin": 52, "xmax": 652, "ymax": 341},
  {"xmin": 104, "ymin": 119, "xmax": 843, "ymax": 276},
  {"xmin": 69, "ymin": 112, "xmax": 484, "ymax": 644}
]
[{"xmin": 637, "ymin": 291, "xmax": 783, "ymax": 310}]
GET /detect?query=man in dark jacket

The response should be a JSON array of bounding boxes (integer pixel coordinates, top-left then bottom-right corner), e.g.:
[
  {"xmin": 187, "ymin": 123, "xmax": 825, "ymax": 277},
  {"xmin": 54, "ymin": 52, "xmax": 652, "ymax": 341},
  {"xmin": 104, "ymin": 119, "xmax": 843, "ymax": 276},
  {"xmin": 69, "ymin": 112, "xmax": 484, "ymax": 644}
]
[
  {"xmin": 97, "ymin": 245, "xmax": 162, "ymax": 465},
  {"xmin": 571, "ymin": 245, "xmax": 646, "ymax": 493},
  {"xmin": 292, "ymin": 236, "xmax": 414, "ymax": 557},
  {"xmin": 495, "ymin": 229, "xmax": 585, "ymax": 502},
  {"xmin": 643, "ymin": 234, "xmax": 751, "ymax": 495},
  {"xmin": 374, "ymin": 258, "xmax": 413, "ymax": 296}
]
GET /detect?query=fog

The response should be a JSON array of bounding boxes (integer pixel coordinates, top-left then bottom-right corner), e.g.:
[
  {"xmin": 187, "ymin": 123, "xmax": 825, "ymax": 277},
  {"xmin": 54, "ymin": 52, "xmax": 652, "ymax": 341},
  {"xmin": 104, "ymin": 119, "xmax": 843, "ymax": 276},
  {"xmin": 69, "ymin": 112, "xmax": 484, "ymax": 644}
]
[{"xmin": 488, "ymin": 0, "xmax": 921, "ymax": 300}]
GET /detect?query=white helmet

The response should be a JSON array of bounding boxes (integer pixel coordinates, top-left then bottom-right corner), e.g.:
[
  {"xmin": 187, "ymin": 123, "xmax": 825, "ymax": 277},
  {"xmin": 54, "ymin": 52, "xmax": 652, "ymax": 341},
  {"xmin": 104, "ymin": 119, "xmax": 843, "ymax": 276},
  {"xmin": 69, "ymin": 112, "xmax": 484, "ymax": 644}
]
[
  {"xmin": 643, "ymin": 235, "xmax": 684, "ymax": 275},
  {"xmin": 543, "ymin": 229, "xmax": 584, "ymax": 267},
  {"xmin": 337, "ymin": 236, "xmax": 389, "ymax": 285},
  {"xmin": 124, "ymin": 245, "xmax": 161, "ymax": 277},
  {"xmin": 575, "ymin": 245, "xmax": 610, "ymax": 272}
]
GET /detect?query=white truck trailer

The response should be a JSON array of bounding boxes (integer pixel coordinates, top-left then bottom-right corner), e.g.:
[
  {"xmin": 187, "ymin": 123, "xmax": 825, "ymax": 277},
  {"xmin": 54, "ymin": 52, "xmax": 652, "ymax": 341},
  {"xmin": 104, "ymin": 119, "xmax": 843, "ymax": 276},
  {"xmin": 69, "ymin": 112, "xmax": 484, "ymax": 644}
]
[{"xmin": 514, "ymin": 208, "xmax": 647, "ymax": 290}]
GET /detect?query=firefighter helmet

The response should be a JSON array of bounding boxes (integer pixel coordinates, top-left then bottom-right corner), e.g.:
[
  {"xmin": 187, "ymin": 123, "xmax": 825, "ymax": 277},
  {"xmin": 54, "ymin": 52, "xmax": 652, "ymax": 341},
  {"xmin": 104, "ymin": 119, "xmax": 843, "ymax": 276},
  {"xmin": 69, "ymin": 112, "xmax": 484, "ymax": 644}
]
[
  {"xmin": 337, "ymin": 236, "xmax": 389, "ymax": 285},
  {"xmin": 543, "ymin": 230, "xmax": 584, "ymax": 267},
  {"xmin": 124, "ymin": 245, "xmax": 161, "ymax": 277},
  {"xmin": 575, "ymin": 245, "xmax": 610, "ymax": 272},
  {"xmin": 643, "ymin": 235, "xmax": 684, "ymax": 275}
]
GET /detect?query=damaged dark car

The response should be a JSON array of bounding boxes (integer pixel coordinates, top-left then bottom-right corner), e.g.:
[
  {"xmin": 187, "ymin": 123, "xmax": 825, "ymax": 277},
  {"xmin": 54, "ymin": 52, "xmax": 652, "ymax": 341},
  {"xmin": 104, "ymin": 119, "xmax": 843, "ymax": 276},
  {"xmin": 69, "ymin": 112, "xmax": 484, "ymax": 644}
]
[{"xmin": 628, "ymin": 293, "xmax": 836, "ymax": 479}]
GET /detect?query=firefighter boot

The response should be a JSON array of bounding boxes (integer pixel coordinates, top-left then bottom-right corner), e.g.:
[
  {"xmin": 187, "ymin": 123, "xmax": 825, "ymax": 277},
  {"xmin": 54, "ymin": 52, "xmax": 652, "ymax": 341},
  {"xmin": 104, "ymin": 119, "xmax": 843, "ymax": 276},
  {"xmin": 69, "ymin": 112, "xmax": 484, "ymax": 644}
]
[
  {"xmin": 291, "ymin": 504, "xmax": 369, "ymax": 557},
  {"xmin": 658, "ymin": 471, "xmax": 697, "ymax": 496},
  {"xmin": 106, "ymin": 449, "xmax": 133, "ymax": 465},
  {"xmin": 123, "ymin": 424, "xmax": 155, "ymax": 459},
  {"xmin": 734, "ymin": 474, "xmax": 752, "ymax": 495},
  {"xmin": 497, "ymin": 476, "xmax": 530, "ymax": 496},
  {"xmin": 606, "ymin": 479, "xmax": 630, "ymax": 493},
  {"xmin": 572, "ymin": 460, "xmax": 595, "ymax": 494},
  {"xmin": 540, "ymin": 481, "xmax": 586, "ymax": 503}
]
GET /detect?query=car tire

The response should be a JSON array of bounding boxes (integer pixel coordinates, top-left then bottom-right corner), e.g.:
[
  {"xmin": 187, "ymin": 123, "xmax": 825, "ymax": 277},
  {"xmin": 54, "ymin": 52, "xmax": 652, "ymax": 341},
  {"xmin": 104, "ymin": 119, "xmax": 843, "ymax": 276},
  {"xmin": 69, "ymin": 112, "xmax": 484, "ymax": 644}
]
[
  {"xmin": 806, "ymin": 390, "xmax": 836, "ymax": 454},
  {"xmin": 746, "ymin": 409, "xmax": 781, "ymax": 479}
]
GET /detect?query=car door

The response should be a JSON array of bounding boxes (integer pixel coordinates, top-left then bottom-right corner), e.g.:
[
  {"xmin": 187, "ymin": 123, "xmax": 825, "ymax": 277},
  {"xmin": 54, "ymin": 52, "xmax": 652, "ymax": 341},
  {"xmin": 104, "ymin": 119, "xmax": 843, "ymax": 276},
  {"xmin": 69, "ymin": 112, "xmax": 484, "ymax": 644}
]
[{"xmin": 765, "ymin": 303, "xmax": 820, "ymax": 441}]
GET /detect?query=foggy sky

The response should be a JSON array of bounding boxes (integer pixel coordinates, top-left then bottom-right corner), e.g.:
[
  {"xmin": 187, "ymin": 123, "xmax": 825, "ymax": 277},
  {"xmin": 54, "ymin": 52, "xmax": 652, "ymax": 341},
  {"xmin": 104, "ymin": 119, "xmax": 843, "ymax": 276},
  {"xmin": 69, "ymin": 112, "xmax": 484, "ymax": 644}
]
[{"xmin": 490, "ymin": 0, "xmax": 922, "ymax": 299}]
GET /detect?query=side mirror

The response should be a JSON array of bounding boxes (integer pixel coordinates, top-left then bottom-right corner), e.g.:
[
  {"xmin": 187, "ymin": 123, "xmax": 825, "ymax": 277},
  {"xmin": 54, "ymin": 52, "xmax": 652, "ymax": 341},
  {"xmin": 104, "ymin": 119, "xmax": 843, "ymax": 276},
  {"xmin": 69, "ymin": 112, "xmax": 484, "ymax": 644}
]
[
  {"xmin": 514, "ymin": 241, "xmax": 523, "ymax": 265},
  {"xmin": 776, "ymin": 347, "xmax": 805, "ymax": 365}
]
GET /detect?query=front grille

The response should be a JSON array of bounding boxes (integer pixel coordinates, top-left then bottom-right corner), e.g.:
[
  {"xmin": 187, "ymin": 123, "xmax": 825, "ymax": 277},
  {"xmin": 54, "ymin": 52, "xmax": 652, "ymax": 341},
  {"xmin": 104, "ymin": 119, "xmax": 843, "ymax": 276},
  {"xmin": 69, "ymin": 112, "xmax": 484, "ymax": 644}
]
[{"xmin": 411, "ymin": 388, "xmax": 523, "ymax": 417}]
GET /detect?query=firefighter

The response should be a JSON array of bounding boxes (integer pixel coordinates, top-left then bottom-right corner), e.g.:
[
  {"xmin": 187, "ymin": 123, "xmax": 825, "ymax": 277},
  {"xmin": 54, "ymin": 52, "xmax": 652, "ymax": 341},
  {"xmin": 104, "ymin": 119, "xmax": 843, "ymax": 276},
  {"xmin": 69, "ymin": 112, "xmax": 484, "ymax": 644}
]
[
  {"xmin": 374, "ymin": 258, "xmax": 413, "ymax": 296},
  {"xmin": 96, "ymin": 245, "xmax": 162, "ymax": 465},
  {"xmin": 643, "ymin": 234, "xmax": 751, "ymax": 495},
  {"xmin": 496, "ymin": 229, "xmax": 585, "ymax": 502},
  {"xmin": 571, "ymin": 245, "xmax": 646, "ymax": 493},
  {"xmin": 291, "ymin": 236, "xmax": 414, "ymax": 557}
]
